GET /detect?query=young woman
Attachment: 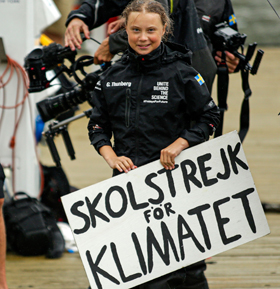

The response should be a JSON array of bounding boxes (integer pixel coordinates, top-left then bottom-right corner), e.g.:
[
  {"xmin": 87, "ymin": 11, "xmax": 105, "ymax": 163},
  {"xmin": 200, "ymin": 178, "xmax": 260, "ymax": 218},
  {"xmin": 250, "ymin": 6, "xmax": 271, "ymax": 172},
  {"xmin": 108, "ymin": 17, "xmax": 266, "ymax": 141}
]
[{"xmin": 88, "ymin": 0, "xmax": 220, "ymax": 288}]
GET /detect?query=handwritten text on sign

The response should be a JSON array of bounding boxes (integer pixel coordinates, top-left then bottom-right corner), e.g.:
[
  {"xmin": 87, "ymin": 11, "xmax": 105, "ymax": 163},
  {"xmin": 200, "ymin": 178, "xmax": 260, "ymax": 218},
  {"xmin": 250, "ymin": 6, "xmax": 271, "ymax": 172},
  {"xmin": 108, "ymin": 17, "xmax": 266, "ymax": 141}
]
[{"xmin": 62, "ymin": 131, "xmax": 270, "ymax": 289}]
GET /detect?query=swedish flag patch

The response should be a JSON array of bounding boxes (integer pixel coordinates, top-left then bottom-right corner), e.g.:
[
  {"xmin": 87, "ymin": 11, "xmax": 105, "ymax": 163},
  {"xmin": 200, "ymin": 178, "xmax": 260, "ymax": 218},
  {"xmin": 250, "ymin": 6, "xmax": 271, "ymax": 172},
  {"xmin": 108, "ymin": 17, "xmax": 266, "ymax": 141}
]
[
  {"xmin": 229, "ymin": 14, "xmax": 237, "ymax": 26},
  {"xmin": 194, "ymin": 74, "xmax": 205, "ymax": 86}
]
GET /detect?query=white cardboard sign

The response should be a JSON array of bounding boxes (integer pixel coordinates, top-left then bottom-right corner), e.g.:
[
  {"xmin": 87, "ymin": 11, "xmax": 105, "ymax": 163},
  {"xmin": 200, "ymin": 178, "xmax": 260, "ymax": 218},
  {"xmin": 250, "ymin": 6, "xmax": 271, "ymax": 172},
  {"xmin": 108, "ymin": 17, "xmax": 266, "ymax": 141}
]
[{"xmin": 62, "ymin": 131, "xmax": 270, "ymax": 289}]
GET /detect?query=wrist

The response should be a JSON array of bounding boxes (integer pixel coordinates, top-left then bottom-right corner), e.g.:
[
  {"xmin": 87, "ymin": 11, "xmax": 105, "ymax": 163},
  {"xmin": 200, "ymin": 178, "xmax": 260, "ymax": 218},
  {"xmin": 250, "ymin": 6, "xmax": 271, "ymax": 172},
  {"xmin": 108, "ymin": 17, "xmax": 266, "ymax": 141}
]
[{"xmin": 178, "ymin": 137, "xmax": 190, "ymax": 150}]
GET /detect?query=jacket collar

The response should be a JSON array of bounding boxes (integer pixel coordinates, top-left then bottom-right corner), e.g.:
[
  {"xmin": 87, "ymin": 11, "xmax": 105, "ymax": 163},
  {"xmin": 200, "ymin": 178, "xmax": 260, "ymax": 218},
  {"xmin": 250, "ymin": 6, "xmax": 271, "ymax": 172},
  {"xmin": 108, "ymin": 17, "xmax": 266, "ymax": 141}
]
[
  {"xmin": 121, "ymin": 42, "xmax": 192, "ymax": 72},
  {"xmin": 123, "ymin": 43, "xmax": 164, "ymax": 72}
]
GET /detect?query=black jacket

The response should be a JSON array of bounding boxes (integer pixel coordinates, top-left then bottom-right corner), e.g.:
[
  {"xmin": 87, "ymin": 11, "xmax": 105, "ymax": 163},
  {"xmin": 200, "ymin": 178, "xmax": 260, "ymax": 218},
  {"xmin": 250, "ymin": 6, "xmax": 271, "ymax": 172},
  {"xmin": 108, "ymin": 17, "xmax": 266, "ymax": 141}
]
[{"xmin": 88, "ymin": 43, "xmax": 220, "ymax": 168}]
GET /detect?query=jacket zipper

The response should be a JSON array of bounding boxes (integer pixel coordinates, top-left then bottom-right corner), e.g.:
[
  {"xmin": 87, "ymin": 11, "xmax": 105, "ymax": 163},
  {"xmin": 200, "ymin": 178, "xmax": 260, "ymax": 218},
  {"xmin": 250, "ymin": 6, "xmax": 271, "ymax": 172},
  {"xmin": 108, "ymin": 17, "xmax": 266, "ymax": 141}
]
[
  {"xmin": 135, "ymin": 74, "xmax": 144, "ymax": 165},
  {"xmin": 125, "ymin": 88, "xmax": 131, "ymax": 127}
]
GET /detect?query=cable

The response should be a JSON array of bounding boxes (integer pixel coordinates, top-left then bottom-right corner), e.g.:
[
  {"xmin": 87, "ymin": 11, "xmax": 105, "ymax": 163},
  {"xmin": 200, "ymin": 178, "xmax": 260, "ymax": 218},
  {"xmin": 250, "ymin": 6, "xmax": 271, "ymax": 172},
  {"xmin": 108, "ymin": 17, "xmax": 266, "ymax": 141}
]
[
  {"xmin": 267, "ymin": 0, "xmax": 280, "ymax": 20},
  {"xmin": 90, "ymin": 37, "xmax": 101, "ymax": 45},
  {"xmin": 0, "ymin": 55, "xmax": 45, "ymax": 198}
]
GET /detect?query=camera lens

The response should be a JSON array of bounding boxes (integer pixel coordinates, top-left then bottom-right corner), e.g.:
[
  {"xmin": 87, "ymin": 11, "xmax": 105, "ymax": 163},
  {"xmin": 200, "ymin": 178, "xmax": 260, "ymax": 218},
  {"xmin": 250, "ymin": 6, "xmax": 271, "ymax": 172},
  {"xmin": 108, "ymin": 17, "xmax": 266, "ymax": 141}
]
[{"xmin": 36, "ymin": 87, "xmax": 87, "ymax": 122}]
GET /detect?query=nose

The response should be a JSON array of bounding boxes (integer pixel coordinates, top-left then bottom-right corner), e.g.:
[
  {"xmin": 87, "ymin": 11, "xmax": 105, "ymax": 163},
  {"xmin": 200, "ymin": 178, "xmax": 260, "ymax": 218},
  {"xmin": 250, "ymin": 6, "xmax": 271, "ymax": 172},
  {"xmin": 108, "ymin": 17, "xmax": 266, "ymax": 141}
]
[{"xmin": 139, "ymin": 32, "xmax": 148, "ymax": 41}]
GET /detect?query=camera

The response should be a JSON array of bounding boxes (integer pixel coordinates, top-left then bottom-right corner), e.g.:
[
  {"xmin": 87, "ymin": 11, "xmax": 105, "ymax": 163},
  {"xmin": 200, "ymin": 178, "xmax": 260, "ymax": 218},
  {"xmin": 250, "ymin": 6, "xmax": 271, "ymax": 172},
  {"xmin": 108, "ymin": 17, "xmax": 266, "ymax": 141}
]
[
  {"xmin": 35, "ymin": 69, "xmax": 101, "ymax": 122},
  {"xmin": 212, "ymin": 22, "xmax": 264, "ymax": 75},
  {"xmin": 24, "ymin": 42, "xmax": 77, "ymax": 93},
  {"xmin": 212, "ymin": 22, "xmax": 247, "ymax": 53},
  {"xmin": 24, "ymin": 39, "xmax": 111, "ymax": 167},
  {"xmin": 24, "ymin": 41, "xmax": 110, "ymax": 122}
]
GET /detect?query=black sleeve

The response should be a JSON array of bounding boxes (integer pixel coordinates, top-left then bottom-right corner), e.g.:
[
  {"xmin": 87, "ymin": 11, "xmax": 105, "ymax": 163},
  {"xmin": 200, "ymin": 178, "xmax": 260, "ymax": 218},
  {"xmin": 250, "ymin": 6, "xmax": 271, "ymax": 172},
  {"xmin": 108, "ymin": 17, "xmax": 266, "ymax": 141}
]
[
  {"xmin": 178, "ymin": 65, "xmax": 220, "ymax": 146},
  {"xmin": 65, "ymin": 0, "xmax": 129, "ymax": 30},
  {"xmin": 87, "ymin": 80, "xmax": 113, "ymax": 153},
  {"xmin": 191, "ymin": 47, "xmax": 217, "ymax": 93},
  {"xmin": 223, "ymin": 0, "xmax": 238, "ymax": 31}
]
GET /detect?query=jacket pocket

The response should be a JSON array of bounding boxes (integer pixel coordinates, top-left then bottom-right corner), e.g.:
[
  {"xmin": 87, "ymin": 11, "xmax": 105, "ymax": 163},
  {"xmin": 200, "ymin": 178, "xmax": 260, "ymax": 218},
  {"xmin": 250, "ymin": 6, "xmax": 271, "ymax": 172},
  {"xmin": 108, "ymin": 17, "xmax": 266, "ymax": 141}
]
[{"xmin": 125, "ymin": 88, "xmax": 131, "ymax": 127}]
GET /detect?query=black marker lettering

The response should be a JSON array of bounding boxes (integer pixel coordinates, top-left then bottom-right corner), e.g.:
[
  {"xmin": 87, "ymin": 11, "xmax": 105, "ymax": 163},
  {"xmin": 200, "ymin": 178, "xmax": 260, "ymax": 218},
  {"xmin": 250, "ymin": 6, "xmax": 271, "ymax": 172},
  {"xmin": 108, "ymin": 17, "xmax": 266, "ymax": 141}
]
[
  {"xmin": 217, "ymin": 148, "xmax": 231, "ymax": 180},
  {"xmin": 180, "ymin": 159, "xmax": 202, "ymax": 193},
  {"xmin": 214, "ymin": 197, "xmax": 242, "ymax": 245},
  {"xmin": 228, "ymin": 143, "xmax": 249, "ymax": 174},
  {"xmin": 70, "ymin": 200, "xmax": 90, "ymax": 234},
  {"xmin": 158, "ymin": 165, "xmax": 179, "ymax": 197},
  {"xmin": 145, "ymin": 173, "xmax": 164, "ymax": 204},
  {"xmin": 232, "ymin": 188, "xmax": 256, "ymax": 233},
  {"xmin": 86, "ymin": 246, "xmax": 120, "ymax": 289},
  {"xmin": 131, "ymin": 232, "xmax": 147, "ymax": 275},
  {"xmin": 86, "ymin": 194, "xmax": 110, "ymax": 228},
  {"xmin": 105, "ymin": 186, "xmax": 127, "ymax": 218},
  {"xmin": 164, "ymin": 202, "xmax": 176, "ymax": 217},
  {"xmin": 197, "ymin": 153, "xmax": 218, "ymax": 187},
  {"xmin": 127, "ymin": 181, "xmax": 149, "ymax": 210},
  {"xmin": 177, "ymin": 214, "xmax": 205, "ymax": 260},
  {"xmin": 147, "ymin": 222, "xmax": 179, "ymax": 273},
  {"xmin": 188, "ymin": 204, "xmax": 212, "ymax": 250},
  {"xmin": 110, "ymin": 242, "xmax": 142, "ymax": 282}
]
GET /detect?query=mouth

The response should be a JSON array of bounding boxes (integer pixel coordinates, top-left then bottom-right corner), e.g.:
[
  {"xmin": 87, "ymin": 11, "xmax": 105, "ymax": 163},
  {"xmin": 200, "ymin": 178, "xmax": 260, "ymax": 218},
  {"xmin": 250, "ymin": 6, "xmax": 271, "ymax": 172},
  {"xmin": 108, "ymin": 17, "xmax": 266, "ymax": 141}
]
[{"xmin": 137, "ymin": 44, "xmax": 151, "ymax": 49}]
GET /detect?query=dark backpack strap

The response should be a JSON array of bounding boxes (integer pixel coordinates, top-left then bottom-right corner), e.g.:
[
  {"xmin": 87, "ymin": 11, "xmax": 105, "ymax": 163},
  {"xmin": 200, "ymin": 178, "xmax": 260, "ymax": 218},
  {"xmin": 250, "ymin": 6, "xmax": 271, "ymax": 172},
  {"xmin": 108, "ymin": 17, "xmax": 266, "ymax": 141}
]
[
  {"xmin": 214, "ymin": 52, "xmax": 229, "ymax": 138},
  {"xmin": 239, "ymin": 68, "xmax": 252, "ymax": 142}
]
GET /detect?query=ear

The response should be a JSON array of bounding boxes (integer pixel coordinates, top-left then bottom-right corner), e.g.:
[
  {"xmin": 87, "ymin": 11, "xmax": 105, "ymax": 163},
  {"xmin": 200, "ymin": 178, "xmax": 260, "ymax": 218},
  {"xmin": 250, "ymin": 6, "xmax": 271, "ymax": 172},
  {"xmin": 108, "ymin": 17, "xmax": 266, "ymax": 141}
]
[{"xmin": 162, "ymin": 23, "xmax": 167, "ymax": 36}]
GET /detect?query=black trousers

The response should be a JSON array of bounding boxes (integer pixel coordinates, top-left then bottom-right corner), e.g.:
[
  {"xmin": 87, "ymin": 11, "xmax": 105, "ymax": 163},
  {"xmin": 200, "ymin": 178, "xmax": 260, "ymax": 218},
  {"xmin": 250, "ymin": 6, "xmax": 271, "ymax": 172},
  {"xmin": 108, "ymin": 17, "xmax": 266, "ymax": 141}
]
[
  {"xmin": 132, "ymin": 261, "xmax": 209, "ymax": 289},
  {"xmin": 88, "ymin": 260, "xmax": 208, "ymax": 289}
]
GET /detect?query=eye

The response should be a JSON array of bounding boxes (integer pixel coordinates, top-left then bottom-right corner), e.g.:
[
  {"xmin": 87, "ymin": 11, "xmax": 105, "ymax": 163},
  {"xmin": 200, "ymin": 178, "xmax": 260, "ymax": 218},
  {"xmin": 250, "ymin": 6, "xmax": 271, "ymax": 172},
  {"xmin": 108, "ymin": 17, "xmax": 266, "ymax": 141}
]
[
  {"xmin": 133, "ymin": 28, "xmax": 140, "ymax": 32},
  {"xmin": 148, "ymin": 28, "xmax": 155, "ymax": 32}
]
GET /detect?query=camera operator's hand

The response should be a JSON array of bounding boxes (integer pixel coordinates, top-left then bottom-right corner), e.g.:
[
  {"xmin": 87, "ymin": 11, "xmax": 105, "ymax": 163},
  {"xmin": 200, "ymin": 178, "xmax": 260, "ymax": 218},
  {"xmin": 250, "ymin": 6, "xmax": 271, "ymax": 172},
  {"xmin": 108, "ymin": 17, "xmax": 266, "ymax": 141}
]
[
  {"xmin": 215, "ymin": 51, "xmax": 240, "ymax": 73},
  {"xmin": 94, "ymin": 37, "xmax": 114, "ymax": 64},
  {"xmin": 99, "ymin": 146, "xmax": 137, "ymax": 173},
  {"xmin": 65, "ymin": 18, "xmax": 90, "ymax": 51},
  {"xmin": 160, "ymin": 137, "xmax": 189, "ymax": 170},
  {"xmin": 107, "ymin": 18, "xmax": 125, "ymax": 35}
]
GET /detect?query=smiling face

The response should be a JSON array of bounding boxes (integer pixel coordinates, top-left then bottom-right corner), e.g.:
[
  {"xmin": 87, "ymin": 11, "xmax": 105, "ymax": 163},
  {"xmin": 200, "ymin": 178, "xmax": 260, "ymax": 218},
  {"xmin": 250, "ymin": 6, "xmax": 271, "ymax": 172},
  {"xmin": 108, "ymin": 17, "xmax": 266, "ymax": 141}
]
[{"xmin": 126, "ymin": 11, "xmax": 166, "ymax": 55}]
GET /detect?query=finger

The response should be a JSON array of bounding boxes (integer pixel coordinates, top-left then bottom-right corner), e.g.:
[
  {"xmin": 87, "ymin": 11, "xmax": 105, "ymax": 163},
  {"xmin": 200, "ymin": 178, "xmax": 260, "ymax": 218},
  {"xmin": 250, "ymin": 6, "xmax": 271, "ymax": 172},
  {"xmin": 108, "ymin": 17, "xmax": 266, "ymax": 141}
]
[
  {"xmin": 214, "ymin": 55, "xmax": 222, "ymax": 64},
  {"xmin": 67, "ymin": 29, "xmax": 81, "ymax": 50},
  {"xmin": 93, "ymin": 55, "xmax": 104, "ymax": 65},
  {"xmin": 115, "ymin": 163, "xmax": 124, "ymax": 173},
  {"xmin": 119, "ymin": 157, "xmax": 136, "ymax": 172},
  {"xmin": 64, "ymin": 32, "xmax": 70, "ymax": 47},
  {"xmin": 118, "ymin": 161, "xmax": 131, "ymax": 173},
  {"xmin": 225, "ymin": 51, "xmax": 236, "ymax": 60},
  {"xmin": 82, "ymin": 25, "xmax": 91, "ymax": 39},
  {"xmin": 65, "ymin": 30, "xmax": 76, "ymax": 50},
  {"xmin": 125, "ymin": 158, "xmax": 136, "ymax": 170},
  {"xmin": 73, "ymin": 27, "xmax": 83, "ymax": 46},
  {"xmin": 160, "ymin": 150, "xmax": 173, "ymax": 170},
  {"xmin": 216, "ymin": 51, "xmax": 222, "ymax": 58},
  {"xmin": 107, "ymin": 23, "xmax": 116, "ymax": 35}
]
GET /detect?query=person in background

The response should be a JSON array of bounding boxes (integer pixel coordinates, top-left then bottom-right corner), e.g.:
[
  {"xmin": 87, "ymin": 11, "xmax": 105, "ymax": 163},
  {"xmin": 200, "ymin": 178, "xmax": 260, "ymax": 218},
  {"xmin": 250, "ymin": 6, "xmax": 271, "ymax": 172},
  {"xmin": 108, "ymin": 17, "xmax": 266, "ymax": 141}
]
[
  {"xmin": 194, "ymin": 0, "xmax": 240, "ymax": 73},
  {"xmin": 87, "ymin": 1, "xmax": 220, "ymax": 289},
  {"xmin": 0, "ymin": 163, "xmax": 8, "ymax": 289}
]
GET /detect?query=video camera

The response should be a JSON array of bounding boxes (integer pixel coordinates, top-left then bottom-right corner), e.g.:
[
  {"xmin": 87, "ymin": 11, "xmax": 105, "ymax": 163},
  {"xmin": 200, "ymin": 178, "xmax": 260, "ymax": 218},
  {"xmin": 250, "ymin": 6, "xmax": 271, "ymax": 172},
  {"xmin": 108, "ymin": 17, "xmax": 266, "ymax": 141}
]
[
  {"xmin": 213, "ymin": 22, "xmax": 264, "ymax": 75},
  {"xmin": 24, "ymin": 39, "xmax": 110, "ymax": 166},
  {"xmin": 24, "ymin": 42, "xmax": 77, "ymax": 93},
  {"xmin": 212, "ymin": 22, "xmax": 264, "ymax": 143},
  {"xmin": 24, "ymin": 40, "xmax": 110, "ymax": 122}
]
